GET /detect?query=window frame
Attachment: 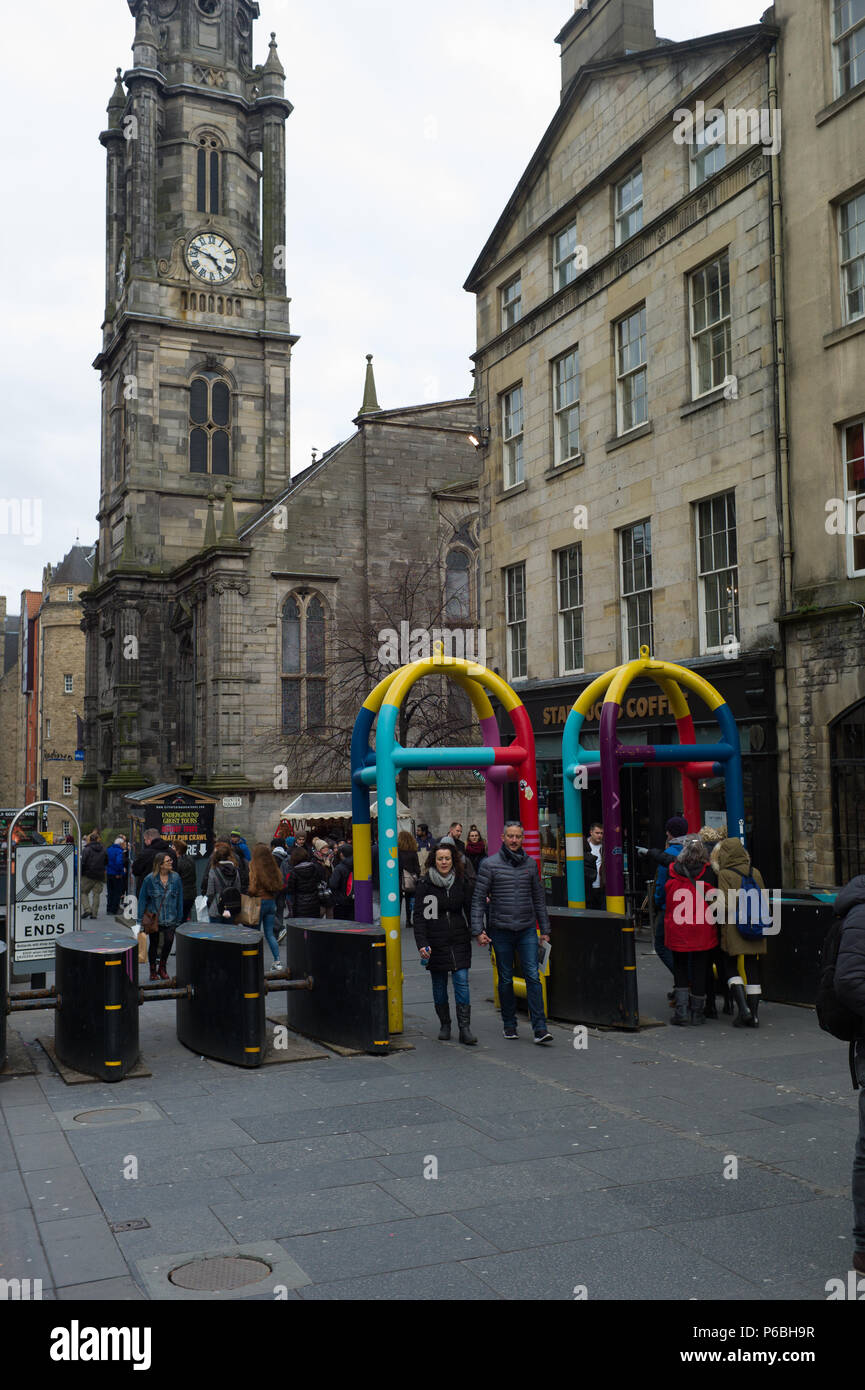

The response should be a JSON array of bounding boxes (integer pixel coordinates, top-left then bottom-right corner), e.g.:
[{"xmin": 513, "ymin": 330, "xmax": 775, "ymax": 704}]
[
  {"xmin": 615, "ymin": 166, "xmax": 643, "ymax": 245},
  {"xmin": 619, "ymin": 521, "xmax": 654, "ymax": 661},
  {"xmin": 689, "ymin": 109, "xmax": 727, "ymax": 189},
  {"xmin": 840, "ymin": 190, "xmax": 865, "ymax": 326},
  {"xmin": 196, "ymin": 135, "xmax": 221, "ymax": 215},
  {"xmin": 843, "ymin": 417, "xmax": 865, "ymax": 577},
  {"xmin": 280, "ymin": 591, "xmax": 329, "ymax": 733},
  {"xmin": 62, "ymin": 776, "xmax": 72, "ymax": 797},
  {"xmin": 552, "ymin": 347, "xmax": 581, "ymax": 467},
  {"xmin": 501, "ymin": 384, "xmax": 525, "ymax": 489},
  {"xmin": 189, "ymin": 371, "xmax": 232, "ymax": 476},
  {"xmin": 689, "ymin": 253, "xmax": 732, "ymax": 399},
  {"xmin": 552, "ymin": 221, "xmax": 579, "ymax": 290},
  {"xmin": 615, "ymin": 305, "xmax": 648, "ymax": 435},
  {"xmin": 695, "ymin": 492, "xmax": 740, "ymax": 655},
  {"xmin": 504, "ymin": 563, "xmax": 527, "ymax": 681},
  {"xmin": 833, "ymin": 0, "xmax": 865, "ymax": 97},
  {"xmin": 500, "ymin": 274, "xmax": 523, "ymax": 331},
  {"xmin": 63, "ymin": 675, "xmax": 73, "ymax": 694},
  {"xmin": 556, "ymin": 543, "xmax": 584, "ymax": 676}
]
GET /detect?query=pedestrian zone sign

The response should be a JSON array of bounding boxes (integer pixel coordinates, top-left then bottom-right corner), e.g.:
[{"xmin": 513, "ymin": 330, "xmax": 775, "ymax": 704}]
[{"xmin": 13, "ymin": 844, "xmax": 75, "ymax": 967}]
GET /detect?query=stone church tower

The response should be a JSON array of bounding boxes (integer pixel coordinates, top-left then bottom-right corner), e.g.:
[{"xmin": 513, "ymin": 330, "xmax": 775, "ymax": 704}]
[
  {"xmin": 81, "ymin": 0, "xmax": 295, "ymax": 828},
  {"xmin": 80, "ymin": 1, "xmax": 482, "ymax": 841}
]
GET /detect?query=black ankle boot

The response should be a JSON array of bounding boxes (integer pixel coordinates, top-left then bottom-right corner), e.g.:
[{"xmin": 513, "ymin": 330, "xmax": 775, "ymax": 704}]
[
  {"xmin": 455, "ymin": 1003, "xmax": 477, "ymax": 1045},
  {"xmin": 434, "ymin": 1003, "xmax": 451, "ymax": 1040},
  {"xmin": 729, "ymin": 983, "xmax": 755, "ymax": 1027}
]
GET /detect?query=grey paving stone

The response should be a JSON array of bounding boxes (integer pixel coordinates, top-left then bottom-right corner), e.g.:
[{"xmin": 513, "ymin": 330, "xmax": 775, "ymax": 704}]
[
  {"xmin": 237, "ymin": 1133, "xmax": 386, "ymax": 1172},
  {"xmin": 81, "ymin": 1149, "xmax": 256, "ymax": 1190},
  {"xmin": 0, "ymin": 1120, "xmax": 19, "ymax": 1173},
  {"xmin": 571, "ymin": 1137, "xmax": 739, "ymax": 1183},
  {"xmin": 96, "ymin": 1175, "xmax": 241, "ymax": 1220},
  {"xmin": 469, "ymin": 1132, "xmax": 617, "ymax": 1164},
  {"xmin": 658, "ymin": 1196, "xmax": 853, "ymax": 1288},
  {"xmin": 376, "ymin": 1155, "xmax": 608, "ymax": 1217},
  {"xmin": 0, "ymin": 1209, "xmax": 53, "ymax": 1286},
  {"xmin": 461, "ymin": 1227, "xmax": 775, "ymax": 1301},
  {"xmin": 112, "ymin": 1207, "xmax": 243, "ymax": 1260},
  {"xmin": 457, "ymin": 1190, "xmax": 649, "ymax": 1251},
  {"xmin": 229, "ymin": 1156, "xmax": 397, "ymax": 1196},
  {"xmin": 63, "ymin": 1119, "xmax": 257, "ymax": 1162},
  {"xmin": 232, "ymin": 1097, "xmax": 456, "ymax": 1143},
  {"xmin": 280, "ymin": 1213, "xmax": 498, "ymax": 1281},
  {"xmin": 55, "ymin": 1276, "xmax": 146, "ymax": 1300},
  {"xmin": 745, "ymin": 1100, "xmax": 855, "ymax": 1127},
  {"xmin": 299, "ymin": 1261, "xmax": 498, "ymax": 1300},
  {"xmin": 4, "ymin": 1107, "xmax": 64, "ymax": 1136},
  {"xmin": 0, "ymin": 1077, "xmax": 48, "ymax": 1107},
  {"xmin": 24, "ymin": 1167, "xmax": 102, "ymax": 1222},
  {"xmin": 211, "ymin": 1182, "xmax": 414, "ymax": 1241},
  {"xmin": 359, "ymin": 1119, "xmax": 494, "ymax": 1153},
  {"xmin": 375, "ymin": 1146, "xmax": 491, "ymax": 1178},
  {"xmin": 0, "ymin": 1169, "xmax": 31, "ymax": 1214},
  {"xmin": 40, "ymin": 1214, "xmax": 128, "ymax": 1288},
  {"xmin": 11, "ymin": 1131, "xmax": 77, "ymax": 1171},
  {"xmin": 611, "ymin": 1168, "xmax": 820, "ymax": 1224}
]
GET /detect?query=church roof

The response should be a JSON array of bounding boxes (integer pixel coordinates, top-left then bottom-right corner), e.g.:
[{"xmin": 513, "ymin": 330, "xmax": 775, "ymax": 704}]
[{"xmin": 51, "ymin": 545, "xmax": 94, "ymax": 586}]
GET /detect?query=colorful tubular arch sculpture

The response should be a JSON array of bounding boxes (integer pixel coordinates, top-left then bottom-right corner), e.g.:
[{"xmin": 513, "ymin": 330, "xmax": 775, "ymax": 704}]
[
  {"xmin": 351, "ymin": 651, "xmax": 540, "ymax": 1034},
  {"xmin": 562, "ymin": 649, "xmax": 746, "ymax": 916}
]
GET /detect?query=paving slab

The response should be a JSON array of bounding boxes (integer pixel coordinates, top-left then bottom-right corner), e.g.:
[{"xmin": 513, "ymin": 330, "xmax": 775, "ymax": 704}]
[
  {"xmin": 11, "ymin": 1131, "xmax": 77, "ymax": 1171},
  {"xmin": 0, "ymin": 1169, "xmax": 31, "ymax": 1214},
  {"xmin": 298, "ymin": 1261, "xmax": 497, "ymax": 1300},
  {"xmin": 376, "ymin": 1155, "xmax": 610, "ymax": 1216},
  {"xmin": 39, "ymin": 1213, "xmax": 128, "ymax": 1288},
  {"xmin": 211, "ymin": 1182, "xmax": 414, "ymax": 1241},
  {"xmin": 229, "ymin": 1155, "xmax": 398, "ymax": 1196},
  {"xmin": 231, "ymin": 1096, "xmax": 457, "ymax": 1143},
  {"xmin": 375, "ymin": 1146, "xmax": 491, "ymax": 1178},
  {"xmin": 279, "ymin": 1213, "xmax": 499, "ymax": 1282},
  {"xmin": 235, "ymin": 1132, "xmax": 386, "ymax": 1172},
  {"xmin": 3, "ymin": 1106, "xmax": 64, "ymax": 1136},
  {"xmin": 456, "ymin": 1190, "xmax": 652, "ymax": 1251},
  {"xmin": 55, "ymin": 1276, "xmax": 146, "ymax": 1301},
  {"xmin": 24, "ymin": 1166, "xmax": 102, "ymax": 1222},
  {"xmin": 610, "ymin": 1168, "xmax": 820, "ymax": 1225},
  {"xmin": 113, "ymin": 1208, "xmax": 246, "ymax": 1260},
  {"xmin": 0, "ymin": 1209, "xmax": 53, "ymax": 1287},
  {"xmin": 94, "ymin": 1175, "xmax": 241, "ymax": 1220},
  {"xmin": 80, "ymin": 1148, "xmax": 256, "ymax": 1189},
  {"xmin": 0, "ymin": 1076, "xmax": 48, "ymax": 1107}
]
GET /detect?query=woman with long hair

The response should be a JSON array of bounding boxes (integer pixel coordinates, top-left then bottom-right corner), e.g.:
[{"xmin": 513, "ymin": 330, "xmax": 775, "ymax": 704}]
[
  {"xmin": 206, "ymin": 841, "xmax": 243, "ymax": 924},
  {"xmin": 248, "ymin": 843, "xmax": 285, "ymax": 972},
  {"xmin": 413, "ymin": 843, "xmax": 477, "ymax": 1045},
  {"xmin": 465, "ymin": 826, "xmax": 487, "ymax": 871},
  {"xmin": 138, "ymin": 851, "xmax": 183, "ymax": 981},
  {"xmin": 397, "ymin": 829, "xmax": 421, "ymax": 926}
]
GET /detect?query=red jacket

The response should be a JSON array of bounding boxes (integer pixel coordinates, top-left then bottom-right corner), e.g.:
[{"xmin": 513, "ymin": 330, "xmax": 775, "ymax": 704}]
[{"xmin": 664, "ymin": 863, "xmax": 719, "ymax": 953}]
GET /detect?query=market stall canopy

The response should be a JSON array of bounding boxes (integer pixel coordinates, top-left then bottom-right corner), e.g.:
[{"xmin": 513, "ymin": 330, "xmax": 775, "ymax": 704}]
[{"xmin": 279, "ymin": 792, "xmax": 413, "ymax": 830}]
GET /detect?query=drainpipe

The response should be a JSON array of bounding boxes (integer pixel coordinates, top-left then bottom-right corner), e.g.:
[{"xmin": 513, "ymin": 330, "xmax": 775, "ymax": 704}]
[{"xmin": 768, "ymin": 41, "xmax": 796, "ymax": 884}]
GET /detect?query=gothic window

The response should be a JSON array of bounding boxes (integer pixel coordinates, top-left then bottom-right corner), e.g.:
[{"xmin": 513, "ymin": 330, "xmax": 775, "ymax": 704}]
[
  {"xmin": 445, "ymin": 548, "xmax": 472, "ymax": 621},
  {"xmin": 281, "ymin": 593, "xmax": 328, "ymax": 733},
  {"xmin": 189, "ymin": 371, "xmax": 231, "ymax": 475},
  {"xmin": 832, "ymin": 699, "xmax": 865, "ymax": 882},
  {"xmin": 196, "ymin": 134, "xmax": 221, "ymax": 215}
]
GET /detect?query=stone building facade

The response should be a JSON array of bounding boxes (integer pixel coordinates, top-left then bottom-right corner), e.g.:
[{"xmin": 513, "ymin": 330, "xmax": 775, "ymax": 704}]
[
  {"xmin": 0, "ymin": 599, "xmax": 20, "ymax": 808},
  {"xmin": 81, "ymin": 1, "xmax": 482, "ymax": 844},
  {"xmin": 774, "ymin": 0, "xmax": 865, "ymax": 886},
  {"xmin": 466, "ymin": 0, "xmax": 787, "ymax": 886}
]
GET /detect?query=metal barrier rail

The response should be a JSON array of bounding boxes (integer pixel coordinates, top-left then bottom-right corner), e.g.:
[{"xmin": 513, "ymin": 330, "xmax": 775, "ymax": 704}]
[{"xmin": 5, "ymin": 973, "xmax": 315, "ymax": 1013}]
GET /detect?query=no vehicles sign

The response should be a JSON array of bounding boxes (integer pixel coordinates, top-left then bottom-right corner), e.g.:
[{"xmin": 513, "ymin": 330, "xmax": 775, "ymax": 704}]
[{"xmin": 13, "ymin": 844, "xmax": 75, "ymax": 966}]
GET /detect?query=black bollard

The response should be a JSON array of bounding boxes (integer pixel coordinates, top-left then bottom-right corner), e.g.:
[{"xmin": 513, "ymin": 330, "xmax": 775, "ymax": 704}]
[
  {"xmin": 175, "ymin": 924, "xmax": 265, "ymax": 1067},
  {"xmin": 55, "ymin": 930, "xmax": 140, "ymax": 1081}
]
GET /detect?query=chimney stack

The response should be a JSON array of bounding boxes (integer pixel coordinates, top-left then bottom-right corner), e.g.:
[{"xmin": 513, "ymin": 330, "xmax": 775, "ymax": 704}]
[{"xmin": 556, "ymin": 0, "xmax": 656, "ymax": 94}]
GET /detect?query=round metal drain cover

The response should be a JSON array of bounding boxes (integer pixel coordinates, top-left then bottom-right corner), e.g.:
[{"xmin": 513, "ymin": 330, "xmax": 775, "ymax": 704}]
[
  {"xmin": 168, "ymin": 1256, "xmax": 272, "ymax": 1291},
  {"xmin": 73, "ymin": 1108, "xmax": 143, "ymax": 1125}
]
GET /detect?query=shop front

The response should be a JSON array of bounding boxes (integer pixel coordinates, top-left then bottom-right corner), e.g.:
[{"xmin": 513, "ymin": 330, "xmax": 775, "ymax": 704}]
[{"xmin": 500, "ymin": 653, "xmax": 781, "ymax": 898}]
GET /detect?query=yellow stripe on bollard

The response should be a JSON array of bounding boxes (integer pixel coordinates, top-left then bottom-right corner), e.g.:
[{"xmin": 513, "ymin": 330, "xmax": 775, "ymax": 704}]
[
  {"xmin": 105, "ymin": 1061, "xmax": 122, "ymax": 1067},
  {"xmin": 244, "ymin": 1047, "xmax": 261, "ymax": 1053},
  {"xmin": 244, "ymin": 993, "xmax": 259, "ymax": 999},
  {"xmin": 105, "ymin": 1005, "xmax": 121, "ymax": 1011},
  {"xmin": 104, "ymin": 960, "xmax": 121, "ymax": 966},
  {"xmin": 242, "ymin": 950, "xmax": 257, "ymax": 956}
]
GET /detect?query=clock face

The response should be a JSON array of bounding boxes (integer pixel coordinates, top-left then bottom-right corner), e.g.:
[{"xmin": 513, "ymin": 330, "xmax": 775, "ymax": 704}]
[{"xmin": 187, "ymin": 233, "xmax": 237, "ymax": 284}]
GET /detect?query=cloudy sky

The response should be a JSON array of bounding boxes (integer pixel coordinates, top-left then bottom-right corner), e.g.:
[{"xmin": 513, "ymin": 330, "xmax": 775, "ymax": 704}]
[{"xmin": 0, "ymin": 0, "xmax": 764, "ymax": 608}]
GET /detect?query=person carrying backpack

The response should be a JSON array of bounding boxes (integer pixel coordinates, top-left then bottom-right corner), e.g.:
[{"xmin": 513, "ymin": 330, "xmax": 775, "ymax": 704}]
[
  {"xmin": 206, "ymin": 842, "xmax": 244, "ymax": 924},
  {"xmin": 831, "ymin": 876, "xmax": 865, "ymax": 1277},
  {"xmin": 663, "ymin": 837, "xmax": 719, "ymax": 1026},
  {"xmin": 711, "ymin": 837, "xmax": 769, "ymax": 1028}
]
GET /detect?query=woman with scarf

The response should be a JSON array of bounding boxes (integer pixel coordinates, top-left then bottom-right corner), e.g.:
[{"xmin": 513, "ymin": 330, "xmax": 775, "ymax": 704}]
[{"xmin": 412, "ymin": 842, "xmax": 477, "ymax": 1045}]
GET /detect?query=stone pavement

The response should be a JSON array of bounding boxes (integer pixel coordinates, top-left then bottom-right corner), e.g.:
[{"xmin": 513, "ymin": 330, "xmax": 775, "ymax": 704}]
[{"xmin": 1, "ymin": 904, "xmax": 861, "ymax": 1303}]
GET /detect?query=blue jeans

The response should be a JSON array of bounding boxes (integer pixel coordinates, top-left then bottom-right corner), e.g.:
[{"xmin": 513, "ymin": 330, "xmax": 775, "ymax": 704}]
[
  {"xmin": 491, "ymin": 926, "xmax": 547, "ymax": 1034},
  {"xmin": 259, "ymin": 898, "xmax": 280, "ymax": 962},
  {"xmin": 431, "ymin": 968, "xmax": 469, "ymax": 1009},
  {"xmin": 854, "ymin": 1046, "xmax": 865, "ymax": 1252}
]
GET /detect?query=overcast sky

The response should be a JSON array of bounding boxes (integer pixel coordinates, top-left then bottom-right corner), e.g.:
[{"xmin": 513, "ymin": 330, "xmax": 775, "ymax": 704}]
[{"xmin": 0, "ymin": 0, "xmax": 765, "ymax": 609}]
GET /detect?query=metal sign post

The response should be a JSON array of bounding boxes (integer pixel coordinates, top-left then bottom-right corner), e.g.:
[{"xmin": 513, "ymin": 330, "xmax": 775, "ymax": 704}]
[{"xmin": 3, "ymin": 802, "xmax": 82, "ymax": 998}]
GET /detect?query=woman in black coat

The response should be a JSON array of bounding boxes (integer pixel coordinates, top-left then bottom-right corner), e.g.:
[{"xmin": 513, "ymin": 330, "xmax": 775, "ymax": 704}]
[
  {"xmin": 284, "ymin": 845, "xmax": 327, "ymax": 918},
  {"xmin": 413, "ymin": 844, "xmax": 477, "ymax": 1046}
]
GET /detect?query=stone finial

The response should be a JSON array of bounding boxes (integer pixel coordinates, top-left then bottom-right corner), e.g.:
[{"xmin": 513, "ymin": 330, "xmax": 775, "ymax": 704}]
[
  {"xmin": 203, "ymin": 493, "xmax": 217, "ymax": 548},
  {"xmin": 116, "ymin": 515, "xmax": 141, "ymax": 571},
  {"xmin": 108, "ymin": 68, "xmax": 127, "ymax": 127},
  {"xmin": 219, "ymin": 481, "xmax": 238, "ymax": 543},
  {"xmin": 132, "ymin": 0, "xmax": 158, "ymax": 66},
  {"xmin": 358, "ymin": 354, "xmax": 382, "ymax": 416},
  {"xmin": 259, "ymin": 30, "xmax": 285, "ymax": 96}
]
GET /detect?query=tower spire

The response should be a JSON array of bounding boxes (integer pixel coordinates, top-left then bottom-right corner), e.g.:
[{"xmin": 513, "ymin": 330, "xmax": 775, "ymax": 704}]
[
  {"xmin": 358, "ymin": 354, "xmax": 382, "ymax": 416},
  {"xmin": 107, "ymin": 68, "xmax": 126, "ymax": 127}
]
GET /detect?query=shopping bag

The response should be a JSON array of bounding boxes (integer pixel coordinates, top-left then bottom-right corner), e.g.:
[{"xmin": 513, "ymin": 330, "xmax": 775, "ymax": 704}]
[
  {"xmin": 118, "ymin": 893, "xmax": 137, "ymax": 926},
  {"xmin": 240, "ymin": 894, "xmax": 261, "ymax": 926},
  {"xmin": 137, "ymin": 931, "xmax": 147, "ymax": 965},
  {"xmin": 194, "ymin": 895, "xmax": 209, "ymax": 923}
]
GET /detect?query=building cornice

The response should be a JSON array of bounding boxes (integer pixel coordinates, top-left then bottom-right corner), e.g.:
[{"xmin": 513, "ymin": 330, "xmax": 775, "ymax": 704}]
[{"xmin": 94, "ymin": 313, "xmax": 299, "ymax": 369}]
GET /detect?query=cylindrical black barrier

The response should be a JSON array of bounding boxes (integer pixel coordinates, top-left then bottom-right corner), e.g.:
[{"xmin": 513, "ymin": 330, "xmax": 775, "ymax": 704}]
[
  {"xmin": 55, "ymin": 930, "xmax": 140, "ymax": 1082},
  {"xmin": 0, "ymin": 941, "xmax": 7, "ymax": 1070},
  {"xmin": 284, "ymin": 918, "xmax": 389, "ymax": 1054},
  {"xmin": 175, "ymin": 925, "xmax": 265, "ymax": 1067},
  {"xmin": 544, "ymin": 907, "xmax": 640, "ymax": 1029},
  {"xmin": 760, "ymin": 892, "xmax": 836, "ymax": 1007}
]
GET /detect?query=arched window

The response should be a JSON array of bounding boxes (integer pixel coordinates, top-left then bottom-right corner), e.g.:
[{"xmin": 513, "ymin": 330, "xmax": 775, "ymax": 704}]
[
  {"xmin": 281, "ymin": 593, "xmax": 328, "ymax": 733},
  {"xmin": 831, "ymin": 699, "xmax": 865, "ymax": 881},
  {"xmin": 445, "ymin": 548, "xmax": 472, "ymax": 621},
  {"xmin": 110, "ymin": 375, "xmax": 127, "ymax": 482},
  {"xmin": 196, "ymin": 134, "xmax": 221, "ymax": 215},
  {"xmin": 189, "ymin": 371, "xmax": 231, "ymax": 475}
]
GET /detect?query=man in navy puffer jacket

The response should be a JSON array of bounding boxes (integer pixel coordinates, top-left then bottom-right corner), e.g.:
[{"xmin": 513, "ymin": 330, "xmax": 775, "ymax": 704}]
[{"xmin": 834, "ymin": 875, "xmax": 865, "ymax": 1277}]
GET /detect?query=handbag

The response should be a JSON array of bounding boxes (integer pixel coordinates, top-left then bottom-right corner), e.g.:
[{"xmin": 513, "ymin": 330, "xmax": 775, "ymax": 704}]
[
  {"xmin": 240, "ymin": 894, "xmax": 261, "ymax": 926},
  {"xmin": 401, "ymin": 868, "xmax": 417, "ymax": 895},
  {"xmin": 141, "ymin": 881, "xmax": 169, "ymax": 934},
  {"xmin": 317, "ymin": 880, "xmax": 334, "ymax": 907}
]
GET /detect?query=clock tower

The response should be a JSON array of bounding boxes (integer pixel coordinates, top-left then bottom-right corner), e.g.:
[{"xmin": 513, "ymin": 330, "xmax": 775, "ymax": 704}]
[{"xmin": 80, "ymin": 0, "xmax": 296, "ymax": 827}]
